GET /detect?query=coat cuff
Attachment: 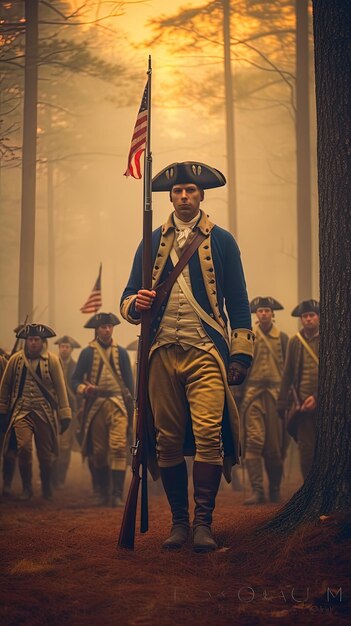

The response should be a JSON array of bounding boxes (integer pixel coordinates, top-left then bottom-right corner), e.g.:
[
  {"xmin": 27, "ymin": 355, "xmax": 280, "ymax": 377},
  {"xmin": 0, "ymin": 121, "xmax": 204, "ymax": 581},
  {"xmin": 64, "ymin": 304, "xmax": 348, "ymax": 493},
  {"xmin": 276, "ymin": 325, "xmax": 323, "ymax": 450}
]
[
  {"xmin": 230, "ymin": 328, "xmax": 255, "ymax": 359},
  {"xmin": 77, "ymin": 384, "xmax": 86, "ymax": 397},
  {"xmin": 58, "ymin": 408, "xmax": 72, "ymax": 420},
  {"xmin": 120, "ymin": 295, "xmax": 141, "ymax": 325}
]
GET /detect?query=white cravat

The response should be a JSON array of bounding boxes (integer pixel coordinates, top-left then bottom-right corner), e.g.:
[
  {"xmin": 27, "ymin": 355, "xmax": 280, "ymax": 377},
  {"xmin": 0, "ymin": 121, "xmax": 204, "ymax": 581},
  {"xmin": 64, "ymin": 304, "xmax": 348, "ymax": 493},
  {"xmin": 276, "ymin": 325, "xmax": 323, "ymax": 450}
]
[{"xmin": 173, "ymin": 212, "xmax": 201, "ymax": 248}]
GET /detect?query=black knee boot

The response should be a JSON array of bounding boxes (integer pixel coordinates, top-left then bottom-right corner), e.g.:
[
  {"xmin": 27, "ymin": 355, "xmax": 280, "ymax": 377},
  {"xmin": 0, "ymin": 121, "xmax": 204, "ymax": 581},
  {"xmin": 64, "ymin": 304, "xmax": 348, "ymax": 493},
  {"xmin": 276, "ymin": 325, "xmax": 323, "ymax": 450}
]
[
  {"xmin": 94, "ymin": 466, "xmax": 110, "ymax": 506},
  {"xmin": 88, "ymin": 457, "xmax": 99, "ymax": 496},
  {"xmin": 18, "ymin": 461, "xmax": 33, "ymax": 500},
  {"xmin": 40, "ymin": 463, "xmax": 53, "ymax": 500},
  {"xmin": 243, "ymin": 457, "xmax": 266, "ymax": 505},
  {"xmin": 193, "ymin": 461, "xmax": 222, "ymax": 553},
  {"xmin": 2, "ymin": 454, "xmax": 16, "ymax": 496},
  {"xmin": 111, "ymin": 470, "xmax": 125, "ymax": 508},
  {"xmin": 265, "ymin": 461, "xmax": 283, "ymax": 503},
  {"xmin": 160, "ymin": 461, "xmax": 190, "ymax": 549}
]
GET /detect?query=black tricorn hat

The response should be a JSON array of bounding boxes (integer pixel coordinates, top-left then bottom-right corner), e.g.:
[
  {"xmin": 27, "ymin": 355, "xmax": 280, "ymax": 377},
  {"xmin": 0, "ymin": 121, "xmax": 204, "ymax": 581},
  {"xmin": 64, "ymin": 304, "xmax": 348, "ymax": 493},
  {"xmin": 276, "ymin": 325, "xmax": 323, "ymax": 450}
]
[
  {"xmin": 291, "ymin": 299, "xmax": 320, "ymax": 317},
  {"xmin": 13, "ymin": 323, "xmax": 25, "ymax": 334},
  {"xmin": 54, "ymin": 335, "xmax": 81, "ymax": 349},
  {"xmin": 152, "ymin": 161, "xmax": 226, "ymax": 192},
  {"xmin": 16, "ymin": 323, "xmax": 56, "ymax": 339},
  {"xmin": 84, "ymin": 312, "xmax": 121, "ymax": 329},
  {"xmin": 250, "ymin": 297, "xmax": 284, "ymax": 313}
]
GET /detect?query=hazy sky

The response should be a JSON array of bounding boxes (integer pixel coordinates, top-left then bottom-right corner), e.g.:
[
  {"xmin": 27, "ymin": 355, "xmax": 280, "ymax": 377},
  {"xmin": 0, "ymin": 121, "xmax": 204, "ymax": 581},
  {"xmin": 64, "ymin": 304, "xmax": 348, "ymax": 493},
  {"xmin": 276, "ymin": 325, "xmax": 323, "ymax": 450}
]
[{"xmin": 0, "ymin": 0, "xmax": 319, "ymax": 352}]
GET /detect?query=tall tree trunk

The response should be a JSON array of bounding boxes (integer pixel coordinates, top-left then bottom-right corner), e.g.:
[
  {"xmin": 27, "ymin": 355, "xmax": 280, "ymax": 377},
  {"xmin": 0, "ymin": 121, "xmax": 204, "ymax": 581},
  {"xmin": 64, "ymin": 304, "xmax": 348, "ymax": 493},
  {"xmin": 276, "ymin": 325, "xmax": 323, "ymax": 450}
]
[
  {"xmin": 46, "ymin": 103, "xmax": 56, "ymax": 327},
  {"xmin": 48, "ymin": 158, "xmax": 56, "ymax": 327},
  {"xmin": 18, "ymin": 0, "xmax": 39, "ymax": 323},
  {"xmin": 296, "ymin": 0, "xmax": 312, "ymax": 301},
  {"xmin": 223, "ymin": 0, "xmax": 238, "ymax": 237},
  {"xmin": 267, "ymin": 0, "xmax": 351, "ymax": 532}
]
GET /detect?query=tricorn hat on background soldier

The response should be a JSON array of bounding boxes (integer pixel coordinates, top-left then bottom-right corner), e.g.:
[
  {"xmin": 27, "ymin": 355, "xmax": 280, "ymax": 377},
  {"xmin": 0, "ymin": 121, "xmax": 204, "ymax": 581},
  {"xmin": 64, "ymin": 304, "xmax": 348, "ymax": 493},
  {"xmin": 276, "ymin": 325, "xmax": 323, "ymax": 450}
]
[
  {"xmin": 16, "ymin": 323, "xmax": 56, "ymax": 339},
  {"xmin": 84, "ymin": 312, "xmax": 121, "ymax": 329},
  {"xmin": 152, "ymin": 161, "xmax": 226, "ymax": 192},
  {"xmin": 291, "ymin": 299, "xmax": 320, "ymax": 317},
  {"xmin": 54, "ymin": 335, "xmax": 81, "ymax": 349},
  {"xmin": 13, "ymin": 323, "xmax": 25, "ymax": 335},
  {"xmin": 250, "ymin": 297, "xmax": 284, "ymax": 313}
]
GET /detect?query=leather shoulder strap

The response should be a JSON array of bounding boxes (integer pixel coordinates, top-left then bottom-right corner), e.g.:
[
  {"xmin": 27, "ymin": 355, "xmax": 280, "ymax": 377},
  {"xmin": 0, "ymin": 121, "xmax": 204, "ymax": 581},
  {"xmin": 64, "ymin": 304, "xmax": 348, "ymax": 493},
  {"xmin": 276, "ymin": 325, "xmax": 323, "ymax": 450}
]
[
  {"xmin": 256, "ymin": 327, "xmax": 283, "ymax": 376},
  {"xmin": 170, "ymin": 247, "xmax": 229, "ymax": 344},
  {"xmin": 94, "ymin": 342, "xmax": 119, "ymax": 383},
  {"xmin": 151, "ymin": 230, "xmax": 206, "ymax": 322},
  {"xmin": 22, "ymin": 353, "xmax": 58, "ymax": 410},
  {"xmin": 296, "ymin": 332, "xmax": 319, "ymax": 365}
]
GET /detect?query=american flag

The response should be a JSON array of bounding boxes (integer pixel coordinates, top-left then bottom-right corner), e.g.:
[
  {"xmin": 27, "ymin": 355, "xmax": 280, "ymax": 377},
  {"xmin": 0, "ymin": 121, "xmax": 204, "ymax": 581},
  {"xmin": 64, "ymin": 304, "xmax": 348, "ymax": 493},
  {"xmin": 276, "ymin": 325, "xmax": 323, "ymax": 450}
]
[
  {"xmin": 124, "ymin": 82, "xmax": 148, "ymax": 179},
  {"xmin": 80, "ymin": 264, "xmax": 102, "ymax": 313}
]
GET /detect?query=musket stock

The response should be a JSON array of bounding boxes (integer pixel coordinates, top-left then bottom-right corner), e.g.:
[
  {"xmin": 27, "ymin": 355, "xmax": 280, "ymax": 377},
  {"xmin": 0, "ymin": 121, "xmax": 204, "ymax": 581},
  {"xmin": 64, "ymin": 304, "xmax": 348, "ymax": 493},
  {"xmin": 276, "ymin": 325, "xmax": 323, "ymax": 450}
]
[
  {"xmin": 118, "ymin": 471, "xmax": 141, "ymax": 549},
  {"xmin": 117, "ymin": 318, "xmax": 151, "ymax": 549}
]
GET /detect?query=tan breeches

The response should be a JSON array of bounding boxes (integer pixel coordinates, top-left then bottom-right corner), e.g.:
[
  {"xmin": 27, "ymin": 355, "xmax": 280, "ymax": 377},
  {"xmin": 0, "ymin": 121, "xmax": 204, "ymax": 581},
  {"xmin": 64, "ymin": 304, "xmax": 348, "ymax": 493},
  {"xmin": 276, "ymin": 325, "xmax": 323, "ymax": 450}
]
[
  {"xmin": 244, "ymin": 392, "xmax": 282, "ymax": 466},
  {"xmin": 90, "ymin": 400, "xmax": 128, "ymax": 470},
  {"xmin": 13, "ymin": 412, "xmax": 56, "ymax": 467},
  {"xmin": 148, "ymin": 345, "xmax": 225, "ymax": 468}
]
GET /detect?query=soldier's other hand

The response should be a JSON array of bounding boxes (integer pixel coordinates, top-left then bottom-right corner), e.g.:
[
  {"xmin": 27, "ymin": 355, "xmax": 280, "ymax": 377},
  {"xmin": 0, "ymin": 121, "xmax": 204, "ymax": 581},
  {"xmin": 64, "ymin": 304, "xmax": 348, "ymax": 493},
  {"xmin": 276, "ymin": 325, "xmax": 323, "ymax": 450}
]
[
  {"xmin": 301, "ymin": 395, "xmax": 317, "ymax": 412},
  {"xmin": 135, "ymin": 289, "xmax": 156, "ymax": 312},
  {"xmin": 0, "ymin": 414, "xmax": 9, "ymax": 434},
  {"xmin": 228, "ymin": 362, "xmax": 248, "ymax": 386},
  {"xmin": 60, "ymin": 418, "xmax": 71, "ymax": 435},
  {"xmin": 84, "ymin": 384, "xmax": 98, "ymax": 398}
]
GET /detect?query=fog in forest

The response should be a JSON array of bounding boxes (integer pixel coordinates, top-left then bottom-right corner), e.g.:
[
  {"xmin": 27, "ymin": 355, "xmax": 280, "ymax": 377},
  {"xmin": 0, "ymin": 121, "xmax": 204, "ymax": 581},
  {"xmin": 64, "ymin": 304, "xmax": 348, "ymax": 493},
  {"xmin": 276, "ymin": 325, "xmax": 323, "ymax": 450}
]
[{"xmin": 0, "ymin": 0, "xmax": 319, "ymax": 354}]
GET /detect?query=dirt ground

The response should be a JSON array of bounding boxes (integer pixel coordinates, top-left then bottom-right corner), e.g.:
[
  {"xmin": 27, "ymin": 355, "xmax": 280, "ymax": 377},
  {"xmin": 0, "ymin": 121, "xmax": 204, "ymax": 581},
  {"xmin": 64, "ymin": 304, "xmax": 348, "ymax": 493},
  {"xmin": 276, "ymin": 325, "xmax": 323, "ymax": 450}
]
[{"xmin": 0, "ymin": 451, "xmax": 349, "ymax": 626}]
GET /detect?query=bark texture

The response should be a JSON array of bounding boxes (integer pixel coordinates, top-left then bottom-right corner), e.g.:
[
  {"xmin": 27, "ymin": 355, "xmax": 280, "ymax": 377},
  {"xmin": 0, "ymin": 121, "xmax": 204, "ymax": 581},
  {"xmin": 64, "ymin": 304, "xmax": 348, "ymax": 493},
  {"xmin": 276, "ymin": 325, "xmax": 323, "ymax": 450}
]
[{"xmin": 267, "ymin": 0, "xmax": 351, "ymax": 531}]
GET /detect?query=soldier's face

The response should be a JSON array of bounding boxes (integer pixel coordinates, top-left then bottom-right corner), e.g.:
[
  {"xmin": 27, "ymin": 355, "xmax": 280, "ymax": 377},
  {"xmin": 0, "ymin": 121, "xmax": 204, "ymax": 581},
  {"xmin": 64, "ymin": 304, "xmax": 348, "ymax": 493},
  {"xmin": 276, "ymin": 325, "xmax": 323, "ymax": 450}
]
[
  {"xmin": 301, "ymin": 312, "xmax": 319, "ymax": 332},
  {"xmin": 26, "ymin": 337, "xmax": 44, "ymax": 357},
  {"xmin": 170, "ymin": 184, "xmax": 204, "ymax": 222},
  {"xmin": 256, "ymin": 308, "xmax": 273, "ymax": 325},
  {"xmin": 97, "ymin": 324, "xmax": 113, "ymax": 344},
  {"xmin": 59, "ymin": 343, "xmax": 73, "ymax": 361}
]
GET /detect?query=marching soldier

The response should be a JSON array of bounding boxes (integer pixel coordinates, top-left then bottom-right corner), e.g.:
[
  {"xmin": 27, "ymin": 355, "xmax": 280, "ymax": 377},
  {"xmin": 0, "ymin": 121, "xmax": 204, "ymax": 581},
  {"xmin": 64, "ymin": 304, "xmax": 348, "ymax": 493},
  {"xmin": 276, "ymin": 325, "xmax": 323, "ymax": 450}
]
[
  {"xmin": 0, "ymin": 324, "xmax": 71, "ymax": 501},
  {"xmin": 0, "ymin": 350, "xmax": 9, "ymax": 372},
  {"xmin": 52, "ymin": 335, "xmax": 81, "ymax": 488},
  {"xmin": 1, "ymin": 351, "xmax": 13, "ymax": 496},
  {"xmin": 121, "ymin": 161, "xmax": 254, "ymax": 552},
  {"xmin": 1, "ymin": 325, "xmax": 25, "ymax": 497},
  {"xmin": 72, "ymin": 313, "xmax": 134, "ymax": 507},
  {"xmin": 278, "ymin": 299, "xmax": 319, "ymax": 480},
  {"xmin": 240, "ymin": 297, "xmax": 289, "ymax": 504}
]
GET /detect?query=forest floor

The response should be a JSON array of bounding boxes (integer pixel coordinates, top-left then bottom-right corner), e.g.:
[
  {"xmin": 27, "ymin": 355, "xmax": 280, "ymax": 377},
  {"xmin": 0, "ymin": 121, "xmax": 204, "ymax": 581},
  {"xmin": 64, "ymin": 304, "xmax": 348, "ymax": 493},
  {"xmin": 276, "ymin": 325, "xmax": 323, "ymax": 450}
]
[{"xmin": 0, "ymin": 452, "xmax": 349, "ymax": 626}]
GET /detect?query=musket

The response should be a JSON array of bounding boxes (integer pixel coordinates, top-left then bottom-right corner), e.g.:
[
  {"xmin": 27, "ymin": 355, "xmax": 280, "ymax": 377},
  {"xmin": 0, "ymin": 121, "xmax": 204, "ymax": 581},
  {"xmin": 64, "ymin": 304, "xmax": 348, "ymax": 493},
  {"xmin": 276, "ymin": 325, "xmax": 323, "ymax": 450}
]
[
  {"xmin": 11, "ymin": 314, "xmax": 29, "ymax": 356},
  {"xmin": 118, "ymin": 57, "xmax": 153, "ymax": 550}
]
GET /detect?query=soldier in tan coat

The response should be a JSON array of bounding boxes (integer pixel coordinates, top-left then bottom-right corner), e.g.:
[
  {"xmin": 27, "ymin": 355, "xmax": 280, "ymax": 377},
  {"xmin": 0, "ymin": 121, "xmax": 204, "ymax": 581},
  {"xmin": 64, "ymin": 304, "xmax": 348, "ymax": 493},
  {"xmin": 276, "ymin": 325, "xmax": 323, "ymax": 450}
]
[
  {"xmin": 277, "ymin": 300, "xmax": 319, "ymax": 480},
  {"xmin": 52, "ymin": 335, "xmax": 81, "ymax": 488},
  {"xmin": 240, "ymin": 297, "xmax": 289, "ymax": 504},
  {"xmin": 0, "ymin": 324, "xmax": 72, "ymax": 500},
  {"xmin": 0, "ymin": 350, "xmax": 15, "ymax": 497}
]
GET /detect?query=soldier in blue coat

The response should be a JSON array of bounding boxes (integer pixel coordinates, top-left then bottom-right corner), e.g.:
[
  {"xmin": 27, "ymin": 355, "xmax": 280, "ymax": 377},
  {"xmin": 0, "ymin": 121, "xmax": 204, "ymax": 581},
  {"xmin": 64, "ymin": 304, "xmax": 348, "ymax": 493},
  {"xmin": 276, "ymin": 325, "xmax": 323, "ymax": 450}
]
[
  {"xmin": 72, "ymin": 313, "xmax": 134, "ymax": 507},
  {"xmin": 121, "ymin": 161, "xmax": 254, "ymax": 552}
]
